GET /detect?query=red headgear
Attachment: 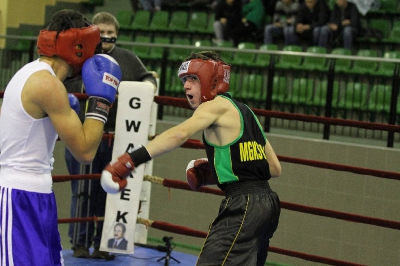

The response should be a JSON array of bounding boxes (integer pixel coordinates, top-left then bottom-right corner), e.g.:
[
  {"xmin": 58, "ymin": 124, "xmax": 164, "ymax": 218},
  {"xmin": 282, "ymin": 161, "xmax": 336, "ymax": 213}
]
[
  {"xmin": 37, "ymin": 25, "xmax": 100, "ymax": 76},
  {"xmin": 178, "ymin": 59, "xmax": 231, "ymax": 103}
]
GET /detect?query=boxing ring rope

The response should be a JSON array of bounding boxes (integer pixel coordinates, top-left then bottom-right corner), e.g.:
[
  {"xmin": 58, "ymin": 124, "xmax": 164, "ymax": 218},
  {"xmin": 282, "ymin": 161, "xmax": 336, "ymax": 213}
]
[
  {"xmin": 38, "ymin": 92, "xmax": 400, "ymax": 133},
  {"xmin": 58, "ymin": 214, "xmax": 367, "ymax": 266},
  {"xmin": 57, "ymin": 205, "xmax": 370, "ymax": 266},
  {"xmin": 179, "ymin": 139, "xmax": 400, "ymax": 181},
  {"xmin": 54, "ymin": 167, "xmax": 398, "ymax": 266},
  {"xmin": 2, "ymin": 92, "xmax": 398, "ymax": 265},
  {"xmin": 54, "ymin": 173, "xmax": 400, "ymax": 231},
  {"xmin": 152, "ymin": 95, "xmax": 400, "ymax": 133},
  {"xmin": 58, "ymin": 216, "xmax": 365, "ymax": 266},
  {"xmin": 55, "ymin": 135, "xmax": 400, "ymax": 183}
]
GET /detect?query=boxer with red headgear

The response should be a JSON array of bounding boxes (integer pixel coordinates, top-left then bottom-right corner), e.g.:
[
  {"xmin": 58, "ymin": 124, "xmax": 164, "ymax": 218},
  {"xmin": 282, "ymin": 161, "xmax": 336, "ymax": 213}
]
[
  {"xmin": 0, "ymin": 9, "xmax": 121, "ymax": 265},
  {"xmin": 37, "ymin": 24, "xmax": 100, "ymax": 76},
  {"xmin": 178, "ymin": 58, "xmax": 231, "ymax": 104},
  {"xmin": 101, "ymin": 51, "xmax": 281, "ymax": 266},
  {"xmin": 61, "ymin": 12, "xmax": 157, "ymax": 259}
]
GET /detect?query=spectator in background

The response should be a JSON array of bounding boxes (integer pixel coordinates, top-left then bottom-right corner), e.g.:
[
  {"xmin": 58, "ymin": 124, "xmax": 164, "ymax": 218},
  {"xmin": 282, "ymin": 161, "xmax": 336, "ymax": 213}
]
[
  {"xmin": 262, "ymin": 0, "xmax": 278, "ymax": 17},
  {"xmin": 64, "ymin": 12, "xmax": 157, "ymax": 260},
  {"xmin": 318, "ymin": 0, "xmax": 360, "ymax": 50},
  {"xmin": 286, "ymin": 0, "xmax": 330, "ymax": 46},
  {"xmin": 139, "ymin": 0, "xmax": 162, "ymax": 11},
  {"xmin": 230, "ymin": 0, "xmax": 266, "ymax": 46},
  {"xmin": 213, "ymin": 0, "xmax": 243, "ymax": 45},
  {"xmin": 189, "ymin": 0, "xmax": 217, "ymax": 7},
  {"xmin": 263, "ymin": 0, "xmax": 300, "ymax": 45}
]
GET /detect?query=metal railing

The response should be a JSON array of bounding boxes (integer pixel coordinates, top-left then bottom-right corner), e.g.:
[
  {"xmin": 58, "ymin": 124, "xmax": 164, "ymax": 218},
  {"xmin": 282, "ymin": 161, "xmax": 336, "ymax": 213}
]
[{"xmin": 1, "ymin": 35, "xmax": 399, "ymax": 147}]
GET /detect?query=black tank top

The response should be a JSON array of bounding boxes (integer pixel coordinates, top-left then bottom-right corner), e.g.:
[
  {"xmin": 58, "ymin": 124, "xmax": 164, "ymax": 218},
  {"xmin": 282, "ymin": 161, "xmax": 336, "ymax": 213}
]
[{"xmin": 203, "ymin": 93, "xmax": 271, "ymax": 190}]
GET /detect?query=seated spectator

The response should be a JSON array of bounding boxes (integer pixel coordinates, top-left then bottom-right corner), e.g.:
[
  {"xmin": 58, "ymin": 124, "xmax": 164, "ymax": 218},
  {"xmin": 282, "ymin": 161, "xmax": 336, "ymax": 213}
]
[
  {"xmin": 188, "ymin": 0, "xmax": 216, "ymax": 8},
  {"xmin": 262, "ymin": 0, "xmax": 279, "ymax": 17},
  {"xmin": 230, "ymin": 0, "xmax": 265, "ymax": 46},
  {"xmin": 213, "ymin": 0, "xmax": 243, "ymax": 45},
  {"xmin": 263, "ymin": 0, "xmax": 300, "ymax": 45},
  {"xmin": 347, "ymin": 0, "xmax": 380, "ymax": 16},
  {"xmin": 140, "ymin": 0, "xmax": 162, "ymax": 11},
  {"xmin": 318, "ymin": 0, "xmax": 360, "ymax": 50},
  {"xmin": 286, "ymin": 0, "xmax": 330, "ymax": 46}
]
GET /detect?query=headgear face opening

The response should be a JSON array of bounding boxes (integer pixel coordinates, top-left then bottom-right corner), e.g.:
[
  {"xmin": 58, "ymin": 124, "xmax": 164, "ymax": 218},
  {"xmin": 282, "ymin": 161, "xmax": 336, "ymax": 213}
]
[
  {"xmin": 37, "ymin": 25, "xmax": 100, "ymax": 76},
  {"xmin": 178, "ymin": 59, "xmax": 230, "ymax": 103}
]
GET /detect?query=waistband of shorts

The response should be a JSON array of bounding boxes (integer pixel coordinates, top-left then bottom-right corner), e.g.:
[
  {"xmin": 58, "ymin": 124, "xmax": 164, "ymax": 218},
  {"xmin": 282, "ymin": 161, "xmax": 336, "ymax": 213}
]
[
  {"xmin": 0, "ymin": 167, "xmax": 53, "ymax": 193},
  {"xmin": 224, "ymin": 180, "xmax": 272, "ymax": 198}
]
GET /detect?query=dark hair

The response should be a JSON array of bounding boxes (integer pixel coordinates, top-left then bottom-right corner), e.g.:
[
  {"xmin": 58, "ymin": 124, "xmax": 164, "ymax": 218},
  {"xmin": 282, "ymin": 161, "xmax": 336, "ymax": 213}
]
[
  {"xmin": 115, "ymin": 223, "xmax": 126, "ymax": 233},
  {"xmin": 46, "ymin": 9, "xmax": 91, "ymax": 33},
  {"xmin": 184, "ymin": 51, "xmax": 224, "ymax": 62}
]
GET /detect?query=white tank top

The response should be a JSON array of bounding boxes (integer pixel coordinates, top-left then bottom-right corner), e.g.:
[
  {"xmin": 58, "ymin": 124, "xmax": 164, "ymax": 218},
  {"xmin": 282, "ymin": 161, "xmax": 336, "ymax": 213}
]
[{"xmin": 0, "ymin": 59, "xmax": 58, "ymax": 175}]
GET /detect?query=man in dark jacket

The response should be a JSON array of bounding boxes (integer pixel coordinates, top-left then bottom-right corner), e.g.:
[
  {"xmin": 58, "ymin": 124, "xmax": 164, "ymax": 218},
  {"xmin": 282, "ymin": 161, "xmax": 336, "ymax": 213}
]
[
  {"xmin": 318, "ymin": 0, "xmax": 360, "ymax": 50},
  {"xmin": 212, "ymin": 0, "xmax": 243, "ymax": 44},
  {"xmin": 263, "ymin": 0, "xmax": 300, "ymax": 45},
  {"xmin": 107, "ymin": 223, "xmax": 128, "ymax": 250},
  {"xmin": 286, "ymin": 0, "xmax": 330, "ymax": 45},
  {"xmin": 64, "ymin": 11, "xmax": 157, "ymax": 260},
  {"xmin": 229, "ymin": 0, "xmax": 266, "ymax": 46}
]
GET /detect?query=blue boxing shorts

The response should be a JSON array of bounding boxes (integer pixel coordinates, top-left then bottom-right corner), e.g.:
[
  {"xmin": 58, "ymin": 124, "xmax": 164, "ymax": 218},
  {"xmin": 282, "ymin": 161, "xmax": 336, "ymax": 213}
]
[{"xmin": 0, "ymin": 170, "xmax": 63, "ymax": 266}]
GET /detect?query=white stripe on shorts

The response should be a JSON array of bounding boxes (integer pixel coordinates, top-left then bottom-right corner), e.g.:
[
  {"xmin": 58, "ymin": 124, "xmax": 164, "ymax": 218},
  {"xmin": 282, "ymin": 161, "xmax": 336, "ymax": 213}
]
[{"xmin": 0, "ymin": 186, "xmax": 14, "ymax": 266}]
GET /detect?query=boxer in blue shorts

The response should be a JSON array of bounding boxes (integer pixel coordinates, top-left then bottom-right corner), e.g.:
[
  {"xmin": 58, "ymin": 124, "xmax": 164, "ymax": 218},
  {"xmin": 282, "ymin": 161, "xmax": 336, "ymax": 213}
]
[
  {"xmin": 0, "ymin": 9, "xmax": 122, "ymax": 265},
  {"xmin": 100, "ymin": 51, "xmax": 282, "ymax": 266}
]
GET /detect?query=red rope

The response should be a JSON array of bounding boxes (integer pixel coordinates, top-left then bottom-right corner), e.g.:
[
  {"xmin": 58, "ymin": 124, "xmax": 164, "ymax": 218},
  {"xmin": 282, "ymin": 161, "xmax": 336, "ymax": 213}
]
[
  {"xmin": 182, "ymin": 139, "xmax": 400, "ymax": 181},
  {"xmin": 1, "ymin": 93, "xmax": 399, "ymax": 133},
  {"xmin": 2, "ymin": 87, "xmax": 391, "ymax": 266},
  {"xmin": 251, "ymin": 108, "xmax": 400, "ymax": 133},
  {"xmin": 58, "ymin": 216, "xmax": 101, "ymax": 224},
  {"xmin": 278, "ymin": 155, "xmax": 400, "ymax": 181},
  {"xmin": 57, "ymin": 215, "xmax": 364, "ymax": 266},
  {"xmin": 268, "ymin": 246, "xmax": 365, "ymax": 266},
  {"xmin": 71, "ymin": 93, "xmax": 88, "ymax": 100},
  {"xmin": 66, "ymin": 136, "xmax": 400, "ymax": 182},
  {"xmin": 280, "ymin": 201, "xmax": 400, "ymax": 230},
  {"xmin": 39, "ymin": 92, "xmax": 400, "ymax": 182},
  {"xmin": 53, "ymin": 174, "xmax": 100, "ymax": 182},
  {"xmin": 162, "ymin": 178, "xmax": 225, "ymax": 196},
  {"xmin": 153, "ymin": 95, "xmax": 400, "ymax": 133},
  {"xmin": 154, "ymin": 95, "xmax": 191, "ymax": 110},
  {"xmin": 52, "ymin": 173, "xmax": 400, "ymax": 230},
  {"xmin": 151, "ymin": 220, "xmax": 207, "ymax": 238},
  {"xmin": 159, "ymin": 177, "xmax": 400, "ymax": 230}
]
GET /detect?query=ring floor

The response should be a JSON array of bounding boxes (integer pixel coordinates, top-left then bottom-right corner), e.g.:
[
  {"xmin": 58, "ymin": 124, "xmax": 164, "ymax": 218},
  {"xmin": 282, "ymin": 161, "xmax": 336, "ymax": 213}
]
[{"xmin": 63, "ymin": 246, "xmax": 198, "ymax": 266}]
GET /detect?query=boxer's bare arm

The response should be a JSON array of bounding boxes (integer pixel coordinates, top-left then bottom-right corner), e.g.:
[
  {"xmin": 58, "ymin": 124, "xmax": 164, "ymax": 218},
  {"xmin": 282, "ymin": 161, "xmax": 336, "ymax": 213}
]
[
  {"xmin": 25, "ymin": 70, "xmax": 104, "ymax": 164},
  {"xmin": 265, "ymin": 141, "xmax": 281, "ymax": 177}
]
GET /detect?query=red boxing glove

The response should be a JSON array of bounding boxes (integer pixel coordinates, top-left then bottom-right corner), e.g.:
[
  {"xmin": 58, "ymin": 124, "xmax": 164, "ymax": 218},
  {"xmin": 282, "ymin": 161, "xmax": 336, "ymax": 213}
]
[
  {"xmin": 186, "ymin": 158, "xmax": 216, "ymax": 191},
  {"xmin": 101, "ymin": 146, "xmax": 152, "ymax": 194},
  {"xmin": 101, "ymin": 153, "xmax": 133, "ymax": 193}
]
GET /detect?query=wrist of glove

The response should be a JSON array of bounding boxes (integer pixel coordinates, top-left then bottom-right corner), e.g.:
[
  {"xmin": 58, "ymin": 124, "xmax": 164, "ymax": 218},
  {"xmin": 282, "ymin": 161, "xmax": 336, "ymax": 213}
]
[
  {"xmin": 85, "ymin": 96, "xmax": 111, "ymax": 124},
  {"xmin": 186, "ymin": 158, "xmax": 216, "ymax": 191},
  {"xmin": 101, "ymin": 146, "xmax": 152, "ymax": 193}
]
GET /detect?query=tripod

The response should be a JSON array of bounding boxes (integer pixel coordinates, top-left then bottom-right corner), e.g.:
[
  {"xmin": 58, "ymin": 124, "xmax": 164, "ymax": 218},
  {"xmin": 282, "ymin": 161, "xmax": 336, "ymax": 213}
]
[{"xmin": 157, "ymin": 236, "xmax": 180, "ymax": 266}]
